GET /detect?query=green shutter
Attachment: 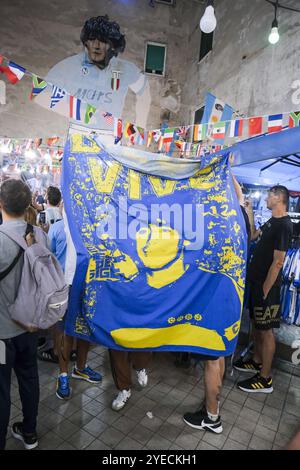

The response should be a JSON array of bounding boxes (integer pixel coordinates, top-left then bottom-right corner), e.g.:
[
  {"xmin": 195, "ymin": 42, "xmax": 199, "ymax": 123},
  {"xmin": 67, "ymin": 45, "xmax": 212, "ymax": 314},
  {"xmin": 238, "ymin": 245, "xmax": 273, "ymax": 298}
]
[{"xmin": 145, "ymin": 44, "xmax": 166, "ymax": 75}]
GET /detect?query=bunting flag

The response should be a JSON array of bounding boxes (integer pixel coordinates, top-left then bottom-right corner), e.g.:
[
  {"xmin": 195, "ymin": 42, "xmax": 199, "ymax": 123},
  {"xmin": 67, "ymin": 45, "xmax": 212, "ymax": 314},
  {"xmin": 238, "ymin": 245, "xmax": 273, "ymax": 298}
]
[
  {"xmin": 202, "ymin": 93, "xmax": 233, "ymax": 144},
  {"xmin": 50, "ymin": 85, "xmax": 66, "ymax": 108},
  {"xmin": 194, "ymin": 124, "xmax": 207, "ymax": 142},
  {"xmin": 289, "ymin": 111, "xmax": 300, "ymax": 128},
  {"xmin": 69, "ymin": 96, "xmax": 82, "ymax": 121},
  {"xmin": 0, "ymin": 57, "xmax": 26, "ymax": 84},
  {"xmin": 267, "ymin": 114, "xmax": 283, "ymax": 133},
  {"xmin": 30, "ymin": 74, "xmax": 47, "ymax": 100},
  {"xmin": 124, "ymin": 123, "xmax": 137, "ymax": 140},
  {"xmin": 114, "ymin": 118, "xmax": 123, "ymax": 144},
  {"xmin": 135, "ymin": 127, "xmax": 145, "ymax": 146},
  {"xmin": 163, "ymin": 128, "xmax": 176, "ymax": 144},
  {"xmin": 248, "ymin": 117, "xmax": 263, "ymax": 136},
  {"xmin": 47, "ymin": 136, "xmax": 60, "ymax": 146},
  {"xmin": 229, "ymin": 119, "xmax": 244, "ymax": 138},
  {"xmin": 146, "ymin": 131, "xmax": 153, "ymax": 147},
  {"xmin": 212, "ymin": 122, "xmax": 226, "ymax": 139},
  {"xmin": 84, "ymin": 103, "xmax": 97, "ymax": 124},
  {"xmin": 102, "ymin": 112, "xmax": 113, "ymax": 126}
]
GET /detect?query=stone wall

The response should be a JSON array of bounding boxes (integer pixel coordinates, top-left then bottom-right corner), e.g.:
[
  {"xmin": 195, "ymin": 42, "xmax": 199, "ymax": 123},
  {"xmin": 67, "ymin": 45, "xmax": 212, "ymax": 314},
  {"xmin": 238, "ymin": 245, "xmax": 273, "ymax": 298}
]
[{"xmin": 0, "ymin": 0, "xmax": 202, "ymax": 139}]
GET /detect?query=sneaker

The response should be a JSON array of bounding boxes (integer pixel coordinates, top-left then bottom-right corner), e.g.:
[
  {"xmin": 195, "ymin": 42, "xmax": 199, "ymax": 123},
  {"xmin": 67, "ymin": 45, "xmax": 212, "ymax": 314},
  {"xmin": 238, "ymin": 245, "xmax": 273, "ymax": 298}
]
[
  {"xmin": 72, "ymin": 365, "xmax": 102, "ymax": 383},
  {"xmin": 11, "ymin": 422, "xmax": 38, "ymax": 450},
  {"xmin": 111, "ymin": 389, "xmax": 132, "ymax": 411},
  {"xmin": 136, "ymin": 368, "xmax": 148, "ymax": 388},
  {"xmin": 56, "ymin": 374, "xmax": 72, "ymax": 400},
  {"xmin": 183, "ymin": 407, "xmax": 223, "ymax": 434},
  {"xmin": 37, "ymin": 348, "xmax": 59, "ymax": 364},
  {"xmin": 237, "ymin": 373, "xmax": 273, "ymax": 394},
  {"xmin": 233, "ymin": 357, "xmax": 262, "ymax": 373}
]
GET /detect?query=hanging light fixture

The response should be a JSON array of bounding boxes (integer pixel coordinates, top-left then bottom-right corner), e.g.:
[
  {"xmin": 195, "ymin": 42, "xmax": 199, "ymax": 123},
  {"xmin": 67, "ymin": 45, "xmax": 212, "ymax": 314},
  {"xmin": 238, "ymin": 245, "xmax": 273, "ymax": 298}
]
[
  {"xmin": 268, "ymin": 0, "xmax": 280, "ymax": 44},
  {"xmin": 265, "ymin": 0, "xmax": 300, "ymax": 45},
  {"xmin": 200, "ymin": 0, "xmax": 217, "ymax": 34}
]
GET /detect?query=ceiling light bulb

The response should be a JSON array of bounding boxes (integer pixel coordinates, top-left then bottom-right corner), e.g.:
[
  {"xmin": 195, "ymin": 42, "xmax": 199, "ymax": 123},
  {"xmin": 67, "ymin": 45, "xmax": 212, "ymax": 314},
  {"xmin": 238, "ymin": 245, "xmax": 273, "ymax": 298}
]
[
  {"xmin": 200, "ymin": 5, "xmax": 217, "ymax": 34},
  {"xmin": 269, "ymin": 19, "xmax": 279, "ymax": 44}
]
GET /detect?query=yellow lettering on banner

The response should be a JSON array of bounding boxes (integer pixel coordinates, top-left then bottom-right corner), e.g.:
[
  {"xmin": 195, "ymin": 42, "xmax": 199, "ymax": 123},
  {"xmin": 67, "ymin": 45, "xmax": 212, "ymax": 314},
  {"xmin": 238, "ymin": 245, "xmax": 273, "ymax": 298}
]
[
  {"xmin": 128, "ymin": 170, "xmax": 142, "ymax": 200},
  {"xmin": 88, "ymin": 158, "xmax": 121, "ymax": 194},
  {"xmin": 111, "ymin": 323, "xmax": 226, "ymax": 350},
  {"xmin": 70, "ymin": 134, "xmax": 100, "ymax": 153},
  {"xmin": 148, "ymin": 176, "xmax": 176, "ymax": 197}
]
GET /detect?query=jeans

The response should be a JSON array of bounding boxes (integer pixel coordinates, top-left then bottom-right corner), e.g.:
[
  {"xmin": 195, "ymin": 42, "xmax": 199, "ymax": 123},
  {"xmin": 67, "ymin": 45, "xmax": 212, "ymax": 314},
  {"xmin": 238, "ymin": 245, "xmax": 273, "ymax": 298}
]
[{"xmin": 0, "ymin": 332, "xmax": 39, "ymax": 450}]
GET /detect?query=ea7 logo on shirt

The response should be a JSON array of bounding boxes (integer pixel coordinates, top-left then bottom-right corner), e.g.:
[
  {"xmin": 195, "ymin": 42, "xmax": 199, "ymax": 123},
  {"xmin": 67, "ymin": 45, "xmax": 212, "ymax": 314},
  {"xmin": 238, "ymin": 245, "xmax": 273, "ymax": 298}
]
[
  {"xmin": 0, "ymin": 340, "xmax": 5, "ymax": 364},
  {"xmin": 254, "ymin": 305, "xmax": 280, "ymax": 321}
]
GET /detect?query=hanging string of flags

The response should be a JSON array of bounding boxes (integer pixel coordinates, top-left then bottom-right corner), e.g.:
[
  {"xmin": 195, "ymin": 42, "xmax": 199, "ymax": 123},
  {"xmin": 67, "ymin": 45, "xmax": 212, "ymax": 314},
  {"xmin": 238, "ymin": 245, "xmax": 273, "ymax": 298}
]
[{"xmin": 2, "ymin": 54, "xmax": 300, "ymax": 158}]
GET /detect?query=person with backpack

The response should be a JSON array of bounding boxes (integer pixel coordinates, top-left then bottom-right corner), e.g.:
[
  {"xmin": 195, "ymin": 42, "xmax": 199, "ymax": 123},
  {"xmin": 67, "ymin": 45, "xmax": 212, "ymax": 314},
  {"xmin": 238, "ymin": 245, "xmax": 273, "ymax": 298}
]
[{"xmin": 0, "ymin": 179, "xmax": 68, "ymax": 450}]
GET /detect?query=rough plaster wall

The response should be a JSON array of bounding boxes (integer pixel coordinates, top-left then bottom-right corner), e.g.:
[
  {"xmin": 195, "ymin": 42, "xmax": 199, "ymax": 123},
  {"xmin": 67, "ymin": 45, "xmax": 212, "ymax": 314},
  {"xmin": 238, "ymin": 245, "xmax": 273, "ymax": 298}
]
[
  {"xmin": 0, "ymin": 0, "xmax": 199, "ymax": 139},
  {"xmin": 180, "ymin": 0, "xmax": 300, "ymax": 124}
]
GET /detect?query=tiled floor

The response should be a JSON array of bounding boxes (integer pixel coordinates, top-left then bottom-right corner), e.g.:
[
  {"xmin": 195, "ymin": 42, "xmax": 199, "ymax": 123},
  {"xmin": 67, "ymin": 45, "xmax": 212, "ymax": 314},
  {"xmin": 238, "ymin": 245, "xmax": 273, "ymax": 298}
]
[{"xmin": 5, "ymin": 347, "xmax": 300, "ymax": 450}]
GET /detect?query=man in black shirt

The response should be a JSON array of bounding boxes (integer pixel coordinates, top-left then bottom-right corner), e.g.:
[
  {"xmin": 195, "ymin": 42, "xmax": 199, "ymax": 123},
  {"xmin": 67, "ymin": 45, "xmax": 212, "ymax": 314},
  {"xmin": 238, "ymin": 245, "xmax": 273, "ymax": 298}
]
[{"xmin": 234, "ymin": 185, "xmax": 293, "ymax": 393}]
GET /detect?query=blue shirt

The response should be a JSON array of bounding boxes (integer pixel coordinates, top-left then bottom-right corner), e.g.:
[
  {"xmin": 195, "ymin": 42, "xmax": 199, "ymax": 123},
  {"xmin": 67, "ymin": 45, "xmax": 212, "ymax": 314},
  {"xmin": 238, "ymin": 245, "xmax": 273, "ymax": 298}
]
[{"xmin": 48, "ymin": 220, "xmax": 67, "ymax": 272}]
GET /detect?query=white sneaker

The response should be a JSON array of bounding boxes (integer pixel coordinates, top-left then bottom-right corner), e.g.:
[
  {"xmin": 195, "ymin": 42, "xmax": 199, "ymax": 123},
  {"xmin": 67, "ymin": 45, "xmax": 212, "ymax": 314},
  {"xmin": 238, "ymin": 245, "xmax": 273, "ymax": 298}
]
[
  {"xmin": 112, "ymin": 389, "xmax": 132, "ymax": 411},
  {"xmin": 136, "ymin": 368, "xmax": 148, "ymax": 388}
]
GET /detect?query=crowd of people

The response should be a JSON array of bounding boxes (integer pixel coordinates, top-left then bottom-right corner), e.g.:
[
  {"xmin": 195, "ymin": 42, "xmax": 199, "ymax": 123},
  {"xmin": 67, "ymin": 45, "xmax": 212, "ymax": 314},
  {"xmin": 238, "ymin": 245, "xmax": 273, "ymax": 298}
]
[{"xmin": 0, "ymin": 175, "xmax": 297, "ymax": 451}]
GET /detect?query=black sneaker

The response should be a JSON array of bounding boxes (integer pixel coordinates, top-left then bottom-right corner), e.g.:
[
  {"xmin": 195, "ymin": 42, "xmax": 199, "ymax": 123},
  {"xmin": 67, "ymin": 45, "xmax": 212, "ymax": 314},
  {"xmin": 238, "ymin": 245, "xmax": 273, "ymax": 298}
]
[
  {"xmin": 183, "ymin": 407, "xmax": 223, "ymax": 434},
  {"xmin": 11, "ymin": 422, "xmax": 38, "ymax": 450},
  {"xmin": 37, "ymin": 348, "xmax": 59, "ymax": 364},
  {"xmin": 237, "ymin": 373, "xmax": 273, "ymax": 394},
  {"xmin": 233, "ymin": 357, "xmax": 262, "ymax": 373}
]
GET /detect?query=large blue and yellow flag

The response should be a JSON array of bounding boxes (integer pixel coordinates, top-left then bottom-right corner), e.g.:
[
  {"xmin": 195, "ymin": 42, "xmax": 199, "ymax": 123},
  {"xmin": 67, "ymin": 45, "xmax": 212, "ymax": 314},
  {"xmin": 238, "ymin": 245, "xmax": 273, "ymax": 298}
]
[{"xmin": 62, "ymin": 134, "xmax": 247, "ymax": 357}]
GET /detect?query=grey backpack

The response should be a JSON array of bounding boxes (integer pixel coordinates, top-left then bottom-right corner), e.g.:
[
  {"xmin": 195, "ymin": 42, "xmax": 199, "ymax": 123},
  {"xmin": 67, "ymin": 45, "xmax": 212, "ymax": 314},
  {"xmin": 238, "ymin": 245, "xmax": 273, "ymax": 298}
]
[{"xmin": 0, "ymin": 224, "xmax": 69, "ymax": 331}]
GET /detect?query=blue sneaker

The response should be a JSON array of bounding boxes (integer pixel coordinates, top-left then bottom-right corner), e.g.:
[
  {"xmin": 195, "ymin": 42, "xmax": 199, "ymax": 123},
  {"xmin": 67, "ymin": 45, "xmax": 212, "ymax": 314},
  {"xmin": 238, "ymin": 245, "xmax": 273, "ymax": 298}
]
[
  {"xmin": 72, "ymin": 365, "xmax": 102, "ymax": 383},
  {"xmin": 56, "ymin": 374, "xmax": 72, "ymax": 400}
]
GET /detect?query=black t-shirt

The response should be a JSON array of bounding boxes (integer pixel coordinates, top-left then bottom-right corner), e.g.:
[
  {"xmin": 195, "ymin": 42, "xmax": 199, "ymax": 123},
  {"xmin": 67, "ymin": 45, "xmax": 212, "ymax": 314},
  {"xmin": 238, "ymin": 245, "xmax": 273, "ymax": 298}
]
[{"xmin": 248, "ymin": 215, "xmax": 293, "ymax": 286}]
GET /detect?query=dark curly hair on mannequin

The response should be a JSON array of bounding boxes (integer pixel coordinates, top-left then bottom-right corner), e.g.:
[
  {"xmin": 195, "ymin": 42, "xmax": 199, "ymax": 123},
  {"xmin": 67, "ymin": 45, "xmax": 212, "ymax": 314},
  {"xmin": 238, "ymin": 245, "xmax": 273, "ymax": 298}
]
[{"xmin": 80, "ymin": 15, "xmax": 126, "ymax": 54}]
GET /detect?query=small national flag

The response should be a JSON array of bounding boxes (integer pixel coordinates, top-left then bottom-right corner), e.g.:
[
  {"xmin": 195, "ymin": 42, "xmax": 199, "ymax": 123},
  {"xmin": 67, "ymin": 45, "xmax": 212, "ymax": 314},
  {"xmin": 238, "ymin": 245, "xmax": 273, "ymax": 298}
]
[
  {"xmin": 114, "ymin": 118, "xmax": 123, "ymax": 144},
  {"xmin": 34, "ymin": 138, "xmax": 42, "ymax": 148},
  {"xmin": 163, "ymin": 128, "xmax": 175, "ymax": 144},
  {"xmin": 102, "ymin": 112, "xmax": 113, "ymax": 126},
  {"xmin": 229, "ymin": 119, "xmax": 244, "ymax": 138},
  {"xmin": 289, "ymin": 111, "xmax": 300, "ymax": 128},
  {"xmin": 30, "ymin": 74, "xmax": 47, "ymax": 100},
  {"xmin": 267, "ymin": 114, "xmax": 283, "ymax": 133},
  {"xmin": 194, "ymin": 124, "xmax": 207, "ymax": 141},
  {"xmin": 47, "ymin": 136, "xmax": 60, "ymax": 147},
  {"xmin": 69, "ymin": 95, "xmax": 82, "ymax": 121},
  {"xmin": 135, "ymin": 127, "xmax": 145, "ymax": 145},
  {"xmin": 50, "ymin": 85, "xmax": 66, "ymax": 108},
  {"xmin": 212, "ymin": 121, "xmax": 226, "ymax": 139},
  {"xmin": 85, "ymin": 103, "xmax": 97, "ymax": 124},
  {"xmin": 111, "ymin": 70, "xmax": 121, "ymax": 91},
  {"xmin": 0, "ymin": 57, "xmax": 26, "ymax": 84},
  {"xmin": 146, "ymin": 131, "xmax": 153, "ymax": 147},
  {"xmin": 248, "ymin": 117, "xmax": 263, "ymax": 136},
  {"xmin": 124, "ymin": 123, "xmax": 137, "ymax": 139}
]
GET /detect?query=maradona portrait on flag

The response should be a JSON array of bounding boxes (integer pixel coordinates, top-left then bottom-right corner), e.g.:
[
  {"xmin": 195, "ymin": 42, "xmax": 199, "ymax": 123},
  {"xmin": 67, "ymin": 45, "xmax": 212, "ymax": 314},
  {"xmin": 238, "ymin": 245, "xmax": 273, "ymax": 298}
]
[{"xmin": 62, "ymin": 134, "xmax": 247, "ymax": 357}]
